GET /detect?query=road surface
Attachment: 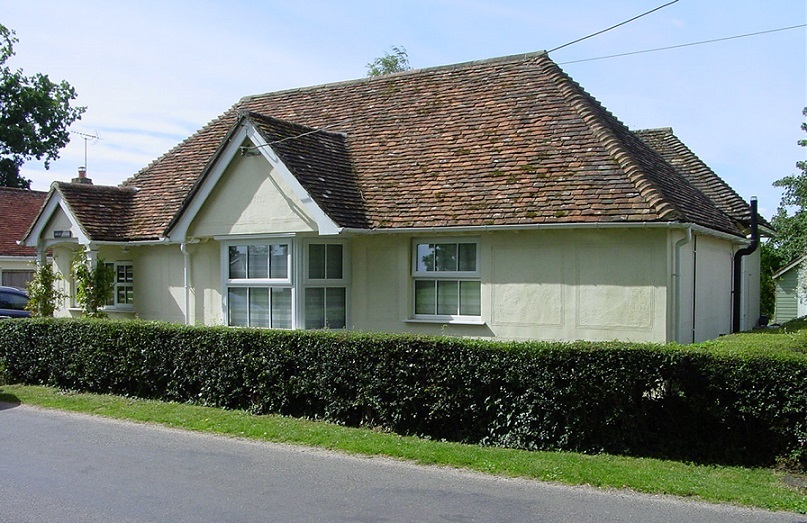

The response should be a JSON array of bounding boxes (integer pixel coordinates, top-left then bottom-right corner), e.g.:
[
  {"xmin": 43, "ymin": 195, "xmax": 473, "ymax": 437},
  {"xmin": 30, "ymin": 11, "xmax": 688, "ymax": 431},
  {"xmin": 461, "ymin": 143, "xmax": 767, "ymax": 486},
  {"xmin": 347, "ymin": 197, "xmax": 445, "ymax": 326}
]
[{"xmin": 0, "ymin": 402, "xmax": 802, "ymax": 522}]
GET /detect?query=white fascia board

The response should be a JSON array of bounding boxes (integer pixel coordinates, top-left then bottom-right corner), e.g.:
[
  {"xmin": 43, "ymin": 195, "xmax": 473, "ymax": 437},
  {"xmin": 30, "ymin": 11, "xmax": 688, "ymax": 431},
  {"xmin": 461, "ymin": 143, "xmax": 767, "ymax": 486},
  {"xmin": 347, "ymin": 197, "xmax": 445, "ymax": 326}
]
[
  {"xmin": 245, "ymin": 123, "xmax": 342, "ymax": 236},
  {"xmin": 341, "ymin": 221, "xmax": 747, "ymax": 243},
  {"xmin": 168, "ymin": 121, "xmax": 342, "ymax": 243},
  {"xmin": 22, "ymin": 189, "xmax": 89, "ymax": 247}
]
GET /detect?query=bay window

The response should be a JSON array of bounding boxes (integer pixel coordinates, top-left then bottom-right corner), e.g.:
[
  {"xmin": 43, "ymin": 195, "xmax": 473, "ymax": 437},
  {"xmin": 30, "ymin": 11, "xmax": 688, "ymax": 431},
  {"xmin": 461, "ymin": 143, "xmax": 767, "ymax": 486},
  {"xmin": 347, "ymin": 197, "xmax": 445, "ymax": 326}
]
[
  {"xmin": 223, "ymin": 238, "xmax": 347, "ymax": 330},
  {"xmin": 304, "ymin": 242, "xmax": 347, "ymax": 329},
  {"xmin": 225, "ymin": 241, "xmax": 292, "ymax": 328}
]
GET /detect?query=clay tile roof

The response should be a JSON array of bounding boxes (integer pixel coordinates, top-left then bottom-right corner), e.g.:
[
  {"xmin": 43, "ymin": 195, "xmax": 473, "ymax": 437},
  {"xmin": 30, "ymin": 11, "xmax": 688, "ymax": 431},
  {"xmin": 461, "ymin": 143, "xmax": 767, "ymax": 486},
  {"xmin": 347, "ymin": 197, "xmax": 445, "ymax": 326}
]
[
  {"xmin": 0, "ymin": 187, "xmax": 47, "ymax": 256},
  {"xmin": 78, "ymin": 51, "xmax": 746, "ymax": 240},
  {"xmin": 55, "ymin": 182, "xmax": 137, "ymax": 241},
  {"xmin": 245, "ymin": 112, "xmax": 369, "ymax": 228},
  {"xmin": 634, "ymin": 128, "xmax": 764, "ymax": 229}
]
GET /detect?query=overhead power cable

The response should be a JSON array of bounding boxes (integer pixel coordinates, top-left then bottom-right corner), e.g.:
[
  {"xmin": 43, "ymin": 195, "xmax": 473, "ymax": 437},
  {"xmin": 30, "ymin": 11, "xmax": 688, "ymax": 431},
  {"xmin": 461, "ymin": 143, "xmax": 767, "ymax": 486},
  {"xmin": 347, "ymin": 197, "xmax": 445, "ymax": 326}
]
[
  {"xmin": 548, "ymin": 0, "xmax": 679, "ymax": 53},
  {"xmin": 558, "ymin": 23, "xmax": 807, "ymax": 65}
]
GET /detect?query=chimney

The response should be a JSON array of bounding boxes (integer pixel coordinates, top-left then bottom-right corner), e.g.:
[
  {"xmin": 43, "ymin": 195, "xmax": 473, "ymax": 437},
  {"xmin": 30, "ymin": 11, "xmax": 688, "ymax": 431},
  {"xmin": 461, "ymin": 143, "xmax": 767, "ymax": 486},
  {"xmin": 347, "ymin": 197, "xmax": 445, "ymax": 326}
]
[{"xmin": 72, "ymin": 166, "xmax": 93, "ymax": 184}]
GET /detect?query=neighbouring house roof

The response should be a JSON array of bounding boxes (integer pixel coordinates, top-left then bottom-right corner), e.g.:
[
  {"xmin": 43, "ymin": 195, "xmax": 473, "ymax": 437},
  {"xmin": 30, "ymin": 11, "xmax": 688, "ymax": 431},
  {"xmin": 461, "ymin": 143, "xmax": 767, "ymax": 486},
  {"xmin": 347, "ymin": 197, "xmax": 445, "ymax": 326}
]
[
  {"xmin": 0, "ymin": 187, "xmax": 47, "ymax": 257},
  {"xmin": 37, "ymin": 51, "xmax": 756, "ymax": 242},
  {"xmin": 773, "ymin": 254, "xmax": 807, "ymax": 280}
]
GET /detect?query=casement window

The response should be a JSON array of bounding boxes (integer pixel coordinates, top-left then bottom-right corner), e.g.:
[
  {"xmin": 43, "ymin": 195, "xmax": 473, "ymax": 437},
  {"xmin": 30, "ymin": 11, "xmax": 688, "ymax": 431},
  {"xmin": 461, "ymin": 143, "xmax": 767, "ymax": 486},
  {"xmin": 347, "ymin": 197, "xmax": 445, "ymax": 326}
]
[
  {"xmin": 223, "ymin": 239, "xmax": 348, "ymax": 330},
  {"xmin": 225, "ymin": 242, "xmax": 292, "ymax": 328},
  {"xmin": 304, "ymin": 242, "xmax": 347, "ymax": 329},
  {"xmin": 412, "ymin": 240, "xmax": 481, "ymax": 320},
  {"xmin": 104, "ymin": 262, "xmax": 134, "ymax": 308}
]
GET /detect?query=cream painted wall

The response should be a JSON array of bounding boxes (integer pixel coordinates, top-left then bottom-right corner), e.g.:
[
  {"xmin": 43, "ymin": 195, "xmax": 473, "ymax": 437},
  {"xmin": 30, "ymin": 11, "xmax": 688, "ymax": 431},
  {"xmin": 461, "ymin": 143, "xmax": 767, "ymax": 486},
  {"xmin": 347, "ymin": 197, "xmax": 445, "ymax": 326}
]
[
  {"xmin": 42, "ymin": 206, "xmax": 77, "ymax": 241},
  {"xmin": 188, "ymin": 240, "xmax": 221, "ymax": 325},
  {"xmin": 350, "ymin": 229, "xmax": 669, "ymax": 342},
  {"xmin": 50, "ymin": 244, "xmax": 75, "ymax": 317},
  {"xmin": 740, "ymin": 248, "xmax": 761, "ymax": 330},
  {"xmin": 188, "ymin": 151, "xmax": 317, "ymax": 238},
  {"xmin": 691, "ymin": 234, "xmax": 734, "ymax": 342},
  {"xmin": 132, "ymin": 245, "xmax": 185, "ymax": 324}
]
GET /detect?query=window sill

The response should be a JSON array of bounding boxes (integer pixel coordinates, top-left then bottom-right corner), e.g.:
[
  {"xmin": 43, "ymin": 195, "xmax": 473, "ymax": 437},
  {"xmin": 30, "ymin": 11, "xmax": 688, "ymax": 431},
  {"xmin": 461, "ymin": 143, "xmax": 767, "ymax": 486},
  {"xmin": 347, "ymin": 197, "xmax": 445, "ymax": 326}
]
[
  {"xmin": 405, "ymin": 317, "xmax": 486, "ymax": 326},
  {"xmin": 68, "ymin": 306, "xmax": 135, "ymax": 313}
]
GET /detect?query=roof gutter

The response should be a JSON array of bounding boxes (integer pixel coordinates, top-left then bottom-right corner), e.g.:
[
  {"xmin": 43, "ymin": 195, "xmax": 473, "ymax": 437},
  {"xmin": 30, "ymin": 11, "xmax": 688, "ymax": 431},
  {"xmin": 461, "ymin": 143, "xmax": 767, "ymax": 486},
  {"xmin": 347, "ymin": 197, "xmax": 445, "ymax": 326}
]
[
  {"xmin": 732, "ymin": 197, "xmax": 759, "ymax": 333},
  {"xmin": 339, "ymin": 221, "xmax": 749, "ymax": 243}
]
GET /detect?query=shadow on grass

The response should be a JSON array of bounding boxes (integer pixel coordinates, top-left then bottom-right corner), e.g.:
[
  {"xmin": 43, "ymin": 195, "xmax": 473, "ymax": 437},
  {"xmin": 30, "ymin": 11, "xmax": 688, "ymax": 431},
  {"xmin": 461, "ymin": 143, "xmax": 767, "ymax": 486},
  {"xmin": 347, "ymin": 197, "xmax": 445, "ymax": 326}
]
[{"xmin": 0, "ymin": 389, "xmax": 21, "ymax": 410}]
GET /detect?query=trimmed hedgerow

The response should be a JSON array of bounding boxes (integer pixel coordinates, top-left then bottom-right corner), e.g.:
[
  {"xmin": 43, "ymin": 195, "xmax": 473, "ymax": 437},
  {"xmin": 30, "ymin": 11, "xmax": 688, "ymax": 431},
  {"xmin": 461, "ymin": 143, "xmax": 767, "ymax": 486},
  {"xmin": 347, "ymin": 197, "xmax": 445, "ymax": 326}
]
[{"xmin": 0, "ymin": 318, "xmax": 804, "ymax": 469}]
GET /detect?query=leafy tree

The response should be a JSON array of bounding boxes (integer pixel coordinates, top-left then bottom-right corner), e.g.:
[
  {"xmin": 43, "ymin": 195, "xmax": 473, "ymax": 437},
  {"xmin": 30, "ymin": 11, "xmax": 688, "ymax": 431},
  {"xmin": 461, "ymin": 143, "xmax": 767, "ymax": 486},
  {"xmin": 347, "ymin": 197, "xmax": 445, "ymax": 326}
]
[
  {"xmin": 0, "ymin": 23, "xmax": 85, "ymax": 189},
  {"xmin": 770, "ymin": 107, "xmax": 807, "ymax": 262},
  {"xmin": 366, "ymin": 45, "xmax": 411, "ymax": 77},
  {"xmin": 72, "ymin": 250, "xmax": 115, "ymax": 318}
]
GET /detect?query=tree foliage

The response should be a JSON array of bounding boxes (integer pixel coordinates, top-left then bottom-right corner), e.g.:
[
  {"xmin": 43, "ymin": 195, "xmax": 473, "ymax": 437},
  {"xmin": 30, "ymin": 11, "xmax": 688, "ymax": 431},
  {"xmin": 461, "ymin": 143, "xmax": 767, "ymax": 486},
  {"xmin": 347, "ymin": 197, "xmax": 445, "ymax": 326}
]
[
  {"xmin": 25, "ymin": 262, "xmax": 66, "ymax": 317},
  {"xmin": 770, "ymin": 107, "xmax": 807, "ymax": 262},
  {"xmin": 366, "ymin": 45, "xmax": 411, "ymax": 77},
  {"xmin": 71, "ymin": 250, "xmax": 115, "ymax": 318},
  {"xmin": 0, "ymin": 24, "xmax": 85, "ymax": 189}
]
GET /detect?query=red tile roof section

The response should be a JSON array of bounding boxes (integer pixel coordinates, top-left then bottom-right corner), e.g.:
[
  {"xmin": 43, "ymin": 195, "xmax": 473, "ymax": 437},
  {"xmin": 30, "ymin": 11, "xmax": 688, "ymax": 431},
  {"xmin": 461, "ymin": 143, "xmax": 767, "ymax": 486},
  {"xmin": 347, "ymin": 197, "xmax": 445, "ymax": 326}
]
[
  {"xmin": 634, "ymin": 128, "xmax": 758, "ymax": 227},
  {"xmin": 66, "ymin": 51, "xmax": 746, "ymax": 240},
  {"xmin": 55, "ymin": 182, "xmax": 137, "ymax": 241},
  {"xmin": 0, "ymin": 187, "xmax": 47, "ymax": 257}
]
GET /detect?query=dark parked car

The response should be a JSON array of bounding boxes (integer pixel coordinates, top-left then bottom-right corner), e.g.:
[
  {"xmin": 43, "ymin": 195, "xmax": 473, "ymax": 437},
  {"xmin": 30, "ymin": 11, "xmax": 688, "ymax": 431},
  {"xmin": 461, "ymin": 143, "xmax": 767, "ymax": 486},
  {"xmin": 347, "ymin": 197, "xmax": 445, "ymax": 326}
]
[{"xmin": 0, "ymin": 285, "xmax": 30, "ymax": 318}]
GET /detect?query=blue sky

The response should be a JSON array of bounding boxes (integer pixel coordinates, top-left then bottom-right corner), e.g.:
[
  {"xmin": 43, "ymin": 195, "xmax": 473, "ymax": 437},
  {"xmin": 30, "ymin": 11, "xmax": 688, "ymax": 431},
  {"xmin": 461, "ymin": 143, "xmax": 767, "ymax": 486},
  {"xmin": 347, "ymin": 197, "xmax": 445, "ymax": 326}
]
[{"xmin": 2, "ymin": 0, "xmax": 805, "ymax": 219}]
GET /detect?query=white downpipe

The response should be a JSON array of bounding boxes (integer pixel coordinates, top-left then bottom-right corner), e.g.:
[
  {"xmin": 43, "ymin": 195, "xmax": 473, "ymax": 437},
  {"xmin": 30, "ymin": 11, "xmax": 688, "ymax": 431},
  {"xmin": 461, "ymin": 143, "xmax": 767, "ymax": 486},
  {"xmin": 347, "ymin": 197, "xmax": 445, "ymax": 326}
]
[
  {"xmin": 672, "ymin": 227, "xmax": 692, "ymax": 343},
  {"xmin": 181, "ymin": 243, "xmax": 190, "ymax": 325}
]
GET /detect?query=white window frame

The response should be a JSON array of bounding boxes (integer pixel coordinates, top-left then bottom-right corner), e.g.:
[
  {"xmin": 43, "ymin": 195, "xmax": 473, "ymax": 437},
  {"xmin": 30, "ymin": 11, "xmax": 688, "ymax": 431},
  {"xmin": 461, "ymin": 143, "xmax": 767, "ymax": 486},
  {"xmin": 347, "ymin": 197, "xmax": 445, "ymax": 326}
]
[
  {"xmin": 411, "ymin": 238, "xmax": 482, "ymax": 323},
  {"xmin": 221, "ymin": 237, "xmax": 294, "ymax": 329},
  {"xmin": 103, "ymin": 261, "xmax": 134, "ymax": 310},
  {"xmin": 303, "ymin": 240, "xmax": 349, "ymax": 329}
]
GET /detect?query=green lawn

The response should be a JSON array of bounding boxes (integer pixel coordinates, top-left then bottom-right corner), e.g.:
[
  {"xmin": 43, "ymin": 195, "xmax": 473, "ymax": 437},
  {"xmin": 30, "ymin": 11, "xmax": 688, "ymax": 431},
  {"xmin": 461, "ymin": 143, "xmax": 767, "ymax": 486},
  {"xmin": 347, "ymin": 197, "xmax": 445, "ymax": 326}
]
[{"xmin": 1, "ymin": 383, "xmax": 804, "ymax": 514}]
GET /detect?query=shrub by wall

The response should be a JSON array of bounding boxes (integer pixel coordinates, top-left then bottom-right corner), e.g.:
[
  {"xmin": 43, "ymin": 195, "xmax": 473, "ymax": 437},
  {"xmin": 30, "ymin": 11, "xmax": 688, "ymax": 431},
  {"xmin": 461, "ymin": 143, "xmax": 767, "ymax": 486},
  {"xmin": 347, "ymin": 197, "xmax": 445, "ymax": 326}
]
[{"xmin": 0, "ymin": 318, "xmax": 804, "ymax": 469}]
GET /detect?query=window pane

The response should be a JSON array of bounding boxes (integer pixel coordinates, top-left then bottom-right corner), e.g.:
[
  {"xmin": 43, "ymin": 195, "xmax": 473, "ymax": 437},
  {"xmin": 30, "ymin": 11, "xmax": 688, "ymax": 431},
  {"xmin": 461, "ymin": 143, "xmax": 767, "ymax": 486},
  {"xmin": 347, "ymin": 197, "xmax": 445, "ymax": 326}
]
[
  {"xmin": 305, "ymin": 287, "xmax": 325, "ymax": 329},
  {"xmin": 460, "ymin": 281, "xmax": 481, "ymax": 316},
  {"xmin": 326, "ymin": 244, "xmax": 343, "ymax": 279},
  {"xmin": 458, "ymin": 243, "xmax": 476, "ymax": 272},
  {"xmin": 229, "ymin": 246, "xmax": 247, "ymax": 279},
  {"xmin": 325, "ymin": 287, "xmax": 346, "ymax": 329},
  {"xmin": 250, "ymin": 287, "xmax": 270, "ymax": 328},
  {"xmin": 270, "ymin": 244, "xmax": 288, "ymax": 279},
  {"xmin": 248, "ymin": 245, "xmax": 268, "ymax": 279},
  {"xmin": 271, "ymin": 287, "xmax": 292, "ymax": 328},
  {"xmin": 228, "ymin": 287, "xmax": 248, "ymax": 326},
  {"xmin": 437, "ymin": 280, "xmax": 459, "ymax": 315},
  {"xmin": 435, "ymin": 243, "xmax": 458, "ymax": 272},
  {"xmin": 415, "ymin": 280, "xmax": 436, "ymax": 315},
  {"xmin": 117, "ymin": 286, "xmax": 134, "ymax": 305},
  {"xmin": 308, "ymin": 244, "xmax": 326, "ymax": 279},
  {"xmin": 416, "ymin": 243, "xmax": 435, "ymax": 272}
]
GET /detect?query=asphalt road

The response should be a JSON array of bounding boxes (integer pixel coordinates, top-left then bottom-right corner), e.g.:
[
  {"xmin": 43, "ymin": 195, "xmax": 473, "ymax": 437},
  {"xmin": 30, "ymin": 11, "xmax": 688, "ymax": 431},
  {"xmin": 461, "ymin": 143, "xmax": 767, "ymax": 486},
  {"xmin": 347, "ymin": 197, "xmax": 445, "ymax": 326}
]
[{"xmin": 0, "ymin": 403, "xmax": 803, "ymax": 523}]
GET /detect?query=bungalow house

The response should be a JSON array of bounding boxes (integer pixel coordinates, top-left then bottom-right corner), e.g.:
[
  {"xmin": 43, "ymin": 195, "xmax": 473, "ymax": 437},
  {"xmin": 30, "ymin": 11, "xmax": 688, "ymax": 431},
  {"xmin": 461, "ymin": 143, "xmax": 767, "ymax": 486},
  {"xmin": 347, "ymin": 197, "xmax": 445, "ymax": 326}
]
[
  {"xmin": 22, "ymin": 51, "xmax": 767, "ymax": 343},
  {"xmin": 772, "ymin": 255, "xmax": 807, "ymax": 324},
  {"xmin": 0, "ymin": 187, "xmax": 47, "ymax": 288}
]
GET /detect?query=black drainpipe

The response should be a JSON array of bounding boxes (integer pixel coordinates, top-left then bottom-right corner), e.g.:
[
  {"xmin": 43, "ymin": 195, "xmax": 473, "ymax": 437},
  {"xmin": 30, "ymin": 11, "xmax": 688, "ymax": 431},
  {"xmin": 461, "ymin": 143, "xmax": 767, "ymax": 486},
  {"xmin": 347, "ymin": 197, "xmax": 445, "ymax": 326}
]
[{"xmin": 732, "ymin": 197, "xmax": 759, "ymax": 333}]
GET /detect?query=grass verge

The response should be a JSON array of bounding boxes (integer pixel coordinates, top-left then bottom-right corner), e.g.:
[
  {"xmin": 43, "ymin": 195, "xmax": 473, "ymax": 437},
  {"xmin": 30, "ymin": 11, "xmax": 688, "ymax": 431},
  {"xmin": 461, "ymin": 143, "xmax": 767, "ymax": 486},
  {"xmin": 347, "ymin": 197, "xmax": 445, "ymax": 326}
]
[{"xmin": 1, "ymin": 383, "xmax": 804, "ymax": 514}]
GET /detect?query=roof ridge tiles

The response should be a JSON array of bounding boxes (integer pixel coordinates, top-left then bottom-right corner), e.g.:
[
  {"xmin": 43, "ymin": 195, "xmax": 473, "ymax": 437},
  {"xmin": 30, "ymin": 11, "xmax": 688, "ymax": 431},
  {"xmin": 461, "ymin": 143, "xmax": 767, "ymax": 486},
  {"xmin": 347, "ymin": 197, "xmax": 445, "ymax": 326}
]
[{"xmin": 240, "ymin": 50, "xmax": 549, "ymax": 104}]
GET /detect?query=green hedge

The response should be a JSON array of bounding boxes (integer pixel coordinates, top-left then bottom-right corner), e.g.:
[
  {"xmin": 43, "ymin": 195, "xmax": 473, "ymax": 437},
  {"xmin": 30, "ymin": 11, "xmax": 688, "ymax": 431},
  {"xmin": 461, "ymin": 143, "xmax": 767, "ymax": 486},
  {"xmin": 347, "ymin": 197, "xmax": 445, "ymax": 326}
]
[{"xmin": 0, "ymin": 318, "xmax": 804, "ymax": 469}]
